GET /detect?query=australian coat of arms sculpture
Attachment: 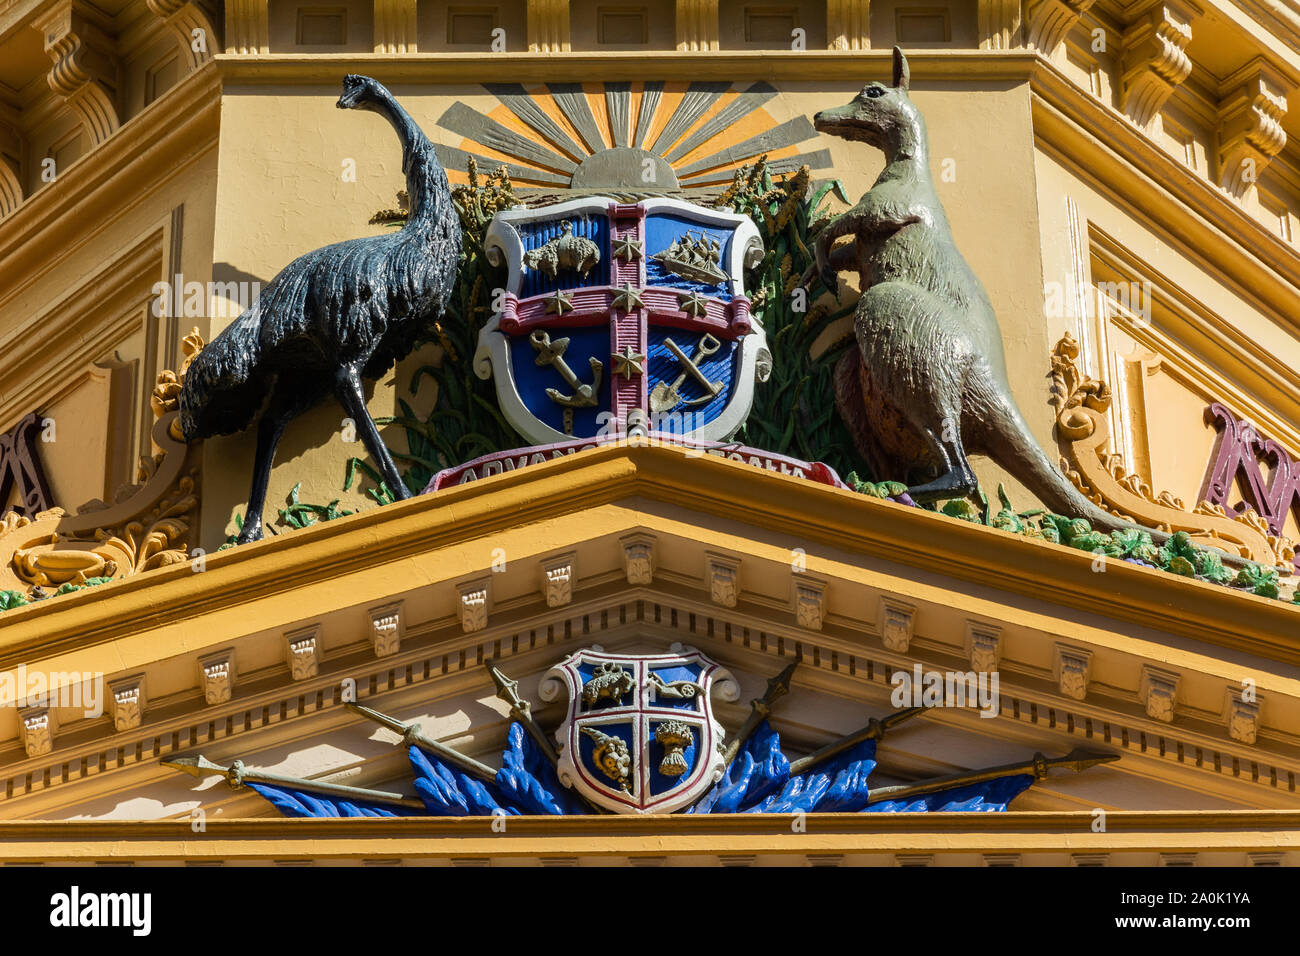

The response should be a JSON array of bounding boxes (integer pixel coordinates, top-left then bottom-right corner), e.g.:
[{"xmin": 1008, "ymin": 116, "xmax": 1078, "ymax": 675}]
[{"xmin": 473, "ymin": 197, "xmax": 770, "ymax": 444}]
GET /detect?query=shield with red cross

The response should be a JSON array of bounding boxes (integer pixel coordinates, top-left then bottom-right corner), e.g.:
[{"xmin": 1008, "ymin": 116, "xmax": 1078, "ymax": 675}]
[
  {"xmin": 473, "ymin": 196, "xmax": 769, "ymax": 444},
  {"xmin": 539, "ymin": 644, "xmax": 739, "ymax": 814}
]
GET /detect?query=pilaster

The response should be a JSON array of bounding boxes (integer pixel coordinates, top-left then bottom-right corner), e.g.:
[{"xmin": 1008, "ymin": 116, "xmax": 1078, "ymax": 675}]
[
  {"xmin": 225, "ymin": 0, "xmax": 269, "ymax": 54},
  {"xmin": 676, "ymin": 0, "xmax": 719, "ymax": 52},
  {"xmin": 978, "ymin": 0, "xmax": 1023, "ymax": 49},
  {"xmin": 374, "ymin": 0, "xmax": 419, "ymax": 53},
  {"xmin": 527, "ymin": 0, "xmax": 570, "ymax": 52},
  {"xmin": 826, "ymin": 0, "xmax": 870, "ymax": 50}
]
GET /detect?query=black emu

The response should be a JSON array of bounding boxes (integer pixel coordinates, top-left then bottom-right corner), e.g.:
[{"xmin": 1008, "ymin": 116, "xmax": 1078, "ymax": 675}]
[{"xmin": 181, "ymin": 74, "xmax": 463, "ymax": 543}]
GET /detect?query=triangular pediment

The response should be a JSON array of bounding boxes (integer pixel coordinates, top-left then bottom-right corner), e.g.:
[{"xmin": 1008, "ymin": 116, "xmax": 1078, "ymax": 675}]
[{"xmin": 0, "ymin": 442, "xmax": 1295, "ymax": 842}]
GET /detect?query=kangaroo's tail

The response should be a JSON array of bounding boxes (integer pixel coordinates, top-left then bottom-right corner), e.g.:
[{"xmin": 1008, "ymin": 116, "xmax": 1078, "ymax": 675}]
[{"xmin": 983, "ymin": 393, "xmax": 1170, "ymax": 544}]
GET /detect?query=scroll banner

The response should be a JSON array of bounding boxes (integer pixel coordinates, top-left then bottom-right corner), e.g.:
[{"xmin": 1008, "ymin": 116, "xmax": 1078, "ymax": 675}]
[{"xmin": 423, "ymin": 436, "xmax": 848, "ymax": 492}]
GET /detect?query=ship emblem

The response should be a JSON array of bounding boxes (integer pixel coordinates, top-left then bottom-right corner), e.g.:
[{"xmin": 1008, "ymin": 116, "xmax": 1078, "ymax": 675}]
[{"xmin": 650, "ymin": 230, "xmax": 729, "ymax": 285}]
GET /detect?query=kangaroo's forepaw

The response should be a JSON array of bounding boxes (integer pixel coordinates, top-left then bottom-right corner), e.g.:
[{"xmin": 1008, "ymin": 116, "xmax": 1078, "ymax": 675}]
[{"xmin": 819, "ymin": 269, "xmax": 839, "ymax": 297}]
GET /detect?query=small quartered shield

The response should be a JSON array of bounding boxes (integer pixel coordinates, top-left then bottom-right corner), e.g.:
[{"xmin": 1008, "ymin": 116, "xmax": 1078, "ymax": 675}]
[
  {"xmin": 473, "ymin": 197, "xmax": 769, "ymax": 444},
  {"xmin": 539, "ymin": 645, "xmax": 739, "ymax": 813}
]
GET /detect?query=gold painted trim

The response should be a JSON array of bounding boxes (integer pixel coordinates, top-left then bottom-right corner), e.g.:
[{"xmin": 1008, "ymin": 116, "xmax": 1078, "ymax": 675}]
[
  {"xmin": 0, "ymin": 443, "xmax": 1294, "ymax": 666},
  {"xmin": 0, "ymin": 811, "xmax": 1296, "ymax": 862},
  {"xmin": 212, "ymin": 48, "xmax": 1041, "ymax": 83},
  {"xmin": 1049, "ymin": 332, "xmax": 1293, "ymax": 567}
]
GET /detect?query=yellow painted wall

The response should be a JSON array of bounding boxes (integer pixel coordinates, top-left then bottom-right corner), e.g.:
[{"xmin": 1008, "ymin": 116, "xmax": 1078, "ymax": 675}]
[
  {"xmin": 202, "ymin": 75, "xmax": 1046, "ymax": 549},
  {"xmin": 1035, "ymin": 146, "xmax": 1300, "ymax": 536}
]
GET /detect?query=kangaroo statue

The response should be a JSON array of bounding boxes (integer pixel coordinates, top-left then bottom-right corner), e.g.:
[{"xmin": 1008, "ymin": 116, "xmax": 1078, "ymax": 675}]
[{"xmin": 806, "ymin": 47, "xmax": 1154, "ymax": 537}]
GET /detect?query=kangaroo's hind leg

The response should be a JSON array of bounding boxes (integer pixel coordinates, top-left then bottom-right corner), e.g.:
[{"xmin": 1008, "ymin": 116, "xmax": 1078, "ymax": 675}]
[
  {"xmin": 854, "ymin": 281, "xmax": 980, "ymax": 503},
  {"xmin": 903, "ymin": 419, "xmax": 979, "ymax": 503}
]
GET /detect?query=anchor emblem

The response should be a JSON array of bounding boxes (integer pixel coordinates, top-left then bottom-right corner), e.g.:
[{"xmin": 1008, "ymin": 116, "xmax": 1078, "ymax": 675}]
[
  {"xmin": 530, "ymin": 329, "xmax": 604, "ymax": 409},
  {"xmin": 649, "ymin": 333, "xmax": 724, "ymax": 413}
]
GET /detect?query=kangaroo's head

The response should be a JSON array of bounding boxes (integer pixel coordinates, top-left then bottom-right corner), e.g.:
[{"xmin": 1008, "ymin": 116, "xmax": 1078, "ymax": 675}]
[{"xmin": 813, "ymin": 47, "xmax": 922, "ymax": 155}]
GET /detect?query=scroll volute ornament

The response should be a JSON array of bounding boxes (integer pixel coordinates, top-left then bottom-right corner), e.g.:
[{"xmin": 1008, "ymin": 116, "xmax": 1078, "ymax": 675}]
[
  {"xmin": 1049, "ymin": 333, "xmax": 1293, "ymax": 570},
  {"xmin": 0, "ymin": 331, "xmax": 206, "ymax": 593}
]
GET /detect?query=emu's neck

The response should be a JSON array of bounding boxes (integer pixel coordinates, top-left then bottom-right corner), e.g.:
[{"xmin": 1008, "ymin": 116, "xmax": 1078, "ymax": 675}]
[{"xmin": 372, "ymin": 89, "xmax": 442, "ymax": 226}]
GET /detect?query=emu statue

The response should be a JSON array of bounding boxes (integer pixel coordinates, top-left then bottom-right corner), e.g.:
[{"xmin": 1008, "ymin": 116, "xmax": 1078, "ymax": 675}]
[{"xmin": 181, "ymin": 74, "xmax": 463, "ymax": 543}]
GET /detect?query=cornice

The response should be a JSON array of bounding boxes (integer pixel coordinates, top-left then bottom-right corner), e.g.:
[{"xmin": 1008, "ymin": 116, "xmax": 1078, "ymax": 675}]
[
  {"xmin": 1029, "ymin": 54, "xmax": 1300, "ymax": 326},
  {"xmin": 0, "ymin": 443, "xmax": 1294, "ymax": 667},
  {"xmin": 1229, "ymin": 0, "xmax": 1300, "ymax": 55},
  {"xmin": 7, "ymin": 583, "xmax": 1298, "ymax": 815},
  {"xmin": 0, "ymin": 811, "xmax": 1295, "ymax": 862},
  {"xmin": 211, "ymin": 50, "xmax": 1045, "ymax": 85},
  {"xmin": 0, "ymin": 58, "xmax": 219, "ymax": 284}
]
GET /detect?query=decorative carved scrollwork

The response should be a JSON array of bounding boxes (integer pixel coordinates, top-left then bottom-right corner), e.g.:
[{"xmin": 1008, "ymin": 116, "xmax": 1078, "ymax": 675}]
[
  {"xmin": 1049, "ymin": 333, "xmax": 1293, "ymax": 570},
  {"xmin": 0, "ymin": 331, "xmax": 206, "ymax": 594}
]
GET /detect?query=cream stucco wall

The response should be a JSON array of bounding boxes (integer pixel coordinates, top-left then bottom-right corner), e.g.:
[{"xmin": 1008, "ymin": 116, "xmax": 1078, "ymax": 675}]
[{"xmin": 203, "ymin": 75, "xmax": 1047, "ymax": 550}]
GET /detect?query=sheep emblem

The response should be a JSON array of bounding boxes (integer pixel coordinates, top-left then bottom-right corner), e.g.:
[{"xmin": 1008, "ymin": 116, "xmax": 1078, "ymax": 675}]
[
  {"xmin": 580, "ymin": 661, "xmax": 636, "ymax": 708},
  {"xmin": 522, "ymin": 220, "xmax": 601, "ymax": 278}
]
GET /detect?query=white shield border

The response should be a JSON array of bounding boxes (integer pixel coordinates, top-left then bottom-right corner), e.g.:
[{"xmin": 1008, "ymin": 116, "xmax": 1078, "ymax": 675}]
[
  {"xmin": 539, "ymin": 642, "xmax": 740, "ymax": 814},
  {"xmin": 472, "ymin": 196, "xmax": 769, "ymax": 445}
]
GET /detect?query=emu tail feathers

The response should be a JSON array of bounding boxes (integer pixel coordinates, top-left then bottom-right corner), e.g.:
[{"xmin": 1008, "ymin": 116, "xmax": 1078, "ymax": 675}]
[{"xmin": 178, "ymin": 297, "xmax": 271, "ymax": 441}]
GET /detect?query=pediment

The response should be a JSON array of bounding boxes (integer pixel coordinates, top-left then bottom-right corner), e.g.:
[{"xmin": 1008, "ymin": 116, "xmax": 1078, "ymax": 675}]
[{"xmin": 1, "ymin": 443, "xmax": 1297, "ymax": 841}]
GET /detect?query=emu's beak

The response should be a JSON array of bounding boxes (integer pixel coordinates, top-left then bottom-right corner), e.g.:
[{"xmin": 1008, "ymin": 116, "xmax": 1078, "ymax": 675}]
[{"xmin": 337, "ymin": 76, "xmax": 363, "ymax": 109}]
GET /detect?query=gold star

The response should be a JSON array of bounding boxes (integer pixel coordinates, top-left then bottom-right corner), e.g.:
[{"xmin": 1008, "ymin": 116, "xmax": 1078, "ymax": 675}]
[
  {"xmin": 545, "ymin": 289, "xmax": 574, "ymax": 315},
  {"xmin": 679, "ymin": 291, "xmax": 710, "ymax": 317},
  {"xmin": 612, "ymin": 283, "xmax": 643, "ymax": 312},
  {"xmin": 611, "ymin": 345, "xmax": 646, "ymax": 380},
  {"xmin": 613, "ymin": 236, "xmax": 643, "ymax": 262}
]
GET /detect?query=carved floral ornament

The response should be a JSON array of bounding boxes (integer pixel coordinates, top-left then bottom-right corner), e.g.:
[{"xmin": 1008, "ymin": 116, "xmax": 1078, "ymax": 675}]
[
  {"xmin": 1049, "ymin": 333, "xmax": 1294, "ymax": 571},
  {"xmin": 0, "ymin": 330, "xmax": 206, "ymax": 595}
]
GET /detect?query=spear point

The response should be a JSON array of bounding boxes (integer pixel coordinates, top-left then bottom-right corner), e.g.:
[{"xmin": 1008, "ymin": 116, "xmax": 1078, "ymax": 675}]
[
  {"xmin": 762, "ymin": 659, "xmax": 799, "ymax": 711},
  {"xmin": 1045, "ymin": 749, "xmax": 1120, "ymax": 776},
  {"xmin": 161, "ymin": 754, "xmax": 227, "ymax": 778},
  {"xmin": 489, "ymin": 663, "xmax": 529, "ymax": 716}
]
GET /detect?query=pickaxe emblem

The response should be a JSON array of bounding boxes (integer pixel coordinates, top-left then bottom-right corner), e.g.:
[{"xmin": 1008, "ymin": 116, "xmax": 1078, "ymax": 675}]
[
  {"xmin": 530, "ymin": 329, "xmax": 603, "ymax": 408},
  {"xmin": 650, "ymin": 333, "xmax": 724, "ymax": 413}
]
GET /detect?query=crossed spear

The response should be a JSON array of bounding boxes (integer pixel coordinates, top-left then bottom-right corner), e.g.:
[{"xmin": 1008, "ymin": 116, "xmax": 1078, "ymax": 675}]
[{"xmin": 162, "ymin": 658, "xmax": 1116, "ymax": 813}]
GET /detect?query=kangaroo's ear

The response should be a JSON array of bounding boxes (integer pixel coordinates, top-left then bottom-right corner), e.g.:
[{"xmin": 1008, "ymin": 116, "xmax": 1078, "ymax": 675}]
[{"xmin": 892, "ymin": 46, "xmax": 910, "ymax": 91}]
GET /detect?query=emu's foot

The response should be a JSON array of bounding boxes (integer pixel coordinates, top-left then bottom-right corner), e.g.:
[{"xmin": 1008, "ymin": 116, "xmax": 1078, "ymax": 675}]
[
  {"xmin": 236, "ymin": 522, "xmax": 265, "ymax": 545},
  {"xmin": 905, "ymin": 468, "xmax": 979, "ymax": 505}
]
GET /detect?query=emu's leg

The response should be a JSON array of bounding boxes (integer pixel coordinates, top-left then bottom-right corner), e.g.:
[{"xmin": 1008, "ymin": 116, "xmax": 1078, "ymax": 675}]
[
  {"xmin": 240, "ymin": 404, "xmax": 291, "ymax": 544},
  {"xmin": 334, "ymin": 363, "xmax": 411, "ymax": 501}
]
